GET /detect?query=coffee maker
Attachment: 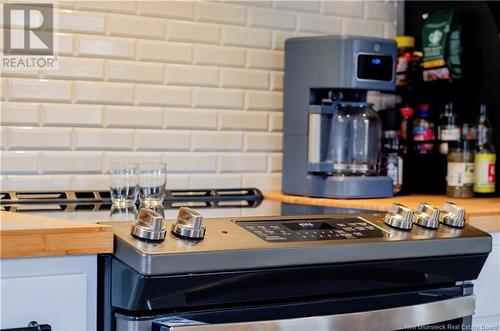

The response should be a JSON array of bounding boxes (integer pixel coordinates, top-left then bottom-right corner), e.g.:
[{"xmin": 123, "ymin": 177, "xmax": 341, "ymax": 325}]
[{"xmin": 282, "ymin": 36, "xmax": 397, "ymax": 198}]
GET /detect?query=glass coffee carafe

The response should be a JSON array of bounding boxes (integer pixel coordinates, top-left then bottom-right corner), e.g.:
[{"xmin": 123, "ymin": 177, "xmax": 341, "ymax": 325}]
[{"xmin": 308, "ymin": 102, "xmax": 381, "ymax": 176}]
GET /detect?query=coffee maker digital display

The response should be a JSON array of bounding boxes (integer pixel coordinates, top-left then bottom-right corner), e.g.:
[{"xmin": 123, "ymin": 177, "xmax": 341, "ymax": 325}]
[
  {"xmin": 357, "ymin": 54, "xmax": 394, "ymax": 81},
  {"xmin": 282, "ymin": 36, "xmax": 397, "ymax": 198}
]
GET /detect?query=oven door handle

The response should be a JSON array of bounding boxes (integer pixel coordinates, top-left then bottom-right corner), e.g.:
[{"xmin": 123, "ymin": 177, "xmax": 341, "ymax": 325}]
[{"xmin": 157, "ymin": 295, "xmax": 475, "ymax": 331}]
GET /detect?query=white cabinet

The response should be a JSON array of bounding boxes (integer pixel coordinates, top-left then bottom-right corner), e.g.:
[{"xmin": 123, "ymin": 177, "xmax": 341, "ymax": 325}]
[
  {"xmin": 473, "ymin": 231, "xmax": 500, "ymax": 328},
  {"xmin": 0, "ymin": 255, "xmax": 97, "ymax": 331}
]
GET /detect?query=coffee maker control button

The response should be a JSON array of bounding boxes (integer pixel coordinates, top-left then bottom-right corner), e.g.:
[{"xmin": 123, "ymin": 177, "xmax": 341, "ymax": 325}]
[
  {"xmin": 413, "ymin": 202, "xmax": 440, "ymax": 229},
  {"xmin": 384, "ymin": 203, "xmax": 414, "ymax": 230},
  {"xmin": 172, "ymin": 207, "xmax": 206, "ymax": 240},
  {"xmin": 440, "ymin": 202, "xmax": 466, "ymax": 228}
]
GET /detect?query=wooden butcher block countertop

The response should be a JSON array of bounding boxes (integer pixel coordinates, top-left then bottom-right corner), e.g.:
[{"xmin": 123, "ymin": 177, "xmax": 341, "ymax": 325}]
[
  {"xmin": 265, "ymin": 193, "xmax": 500, "ymax": 233},
  {"xmin": 0, "ymin": 211, "xmax": 113, "ymax": 259}
]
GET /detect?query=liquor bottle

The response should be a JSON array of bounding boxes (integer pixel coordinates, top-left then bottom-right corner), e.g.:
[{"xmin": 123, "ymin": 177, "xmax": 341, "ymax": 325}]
[
  {"xmin": 474, "ymin": 104, "xmax": 496, "ymax": 195},
  {"xmin": 379, "ymin": 108, "xmax": 406, "ymax": 195},
  {"xmin": 412, "ymin": 104, "xmax": 435, "ymax": 155},
  {"xmin": 438, "ymin": 103, "xmax": 461, "ymax": 155},
  {"xmin": 447, "ymin": 124, "xmax": 476, "ymax": 198}
]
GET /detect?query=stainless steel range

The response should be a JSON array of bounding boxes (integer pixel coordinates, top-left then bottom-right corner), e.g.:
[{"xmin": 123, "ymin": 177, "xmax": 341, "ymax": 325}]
[{"xmin": 1, "ymin": 189, "xmax": 492, "ymax": 331}]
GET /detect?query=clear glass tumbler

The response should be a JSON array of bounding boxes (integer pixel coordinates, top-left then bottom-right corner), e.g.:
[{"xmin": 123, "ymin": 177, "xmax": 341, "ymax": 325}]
[
  {"xmin": 139, "ymin": 163, "xmax": 167, "ymax": 206},
  {"xmin": 109, "ymin": 163, "xmax": 139, "ymax": 206}
]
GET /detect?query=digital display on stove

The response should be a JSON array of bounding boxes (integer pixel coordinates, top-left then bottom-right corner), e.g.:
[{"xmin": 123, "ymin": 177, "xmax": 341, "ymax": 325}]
[
  {"xmin": 236, "ymin": 217, "xmax": 386, "ymax": 242},
  {"xmin": 285, "ymin": 222, "xmax": 334, "ymax": 230}
]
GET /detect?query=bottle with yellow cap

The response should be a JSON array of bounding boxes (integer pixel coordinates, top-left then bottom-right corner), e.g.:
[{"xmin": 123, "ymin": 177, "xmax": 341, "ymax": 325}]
[
  {"xmin": 474, "ymin": 104, "xmax": 496, "ymax": 195},
  {"xmin": 395, "ymin": 36, "xmax": 421, "ymax": 87}
]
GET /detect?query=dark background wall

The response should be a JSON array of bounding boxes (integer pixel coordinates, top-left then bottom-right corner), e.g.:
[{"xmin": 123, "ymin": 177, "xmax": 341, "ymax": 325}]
[{"xmin": 404, "ymin": 1, "xmax": 500, "ymax": 195}]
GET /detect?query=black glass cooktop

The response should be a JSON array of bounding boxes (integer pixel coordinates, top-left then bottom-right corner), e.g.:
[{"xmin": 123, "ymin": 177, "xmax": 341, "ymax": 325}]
[{"xmin": 0, "ymin": 188, "xmax": 375, "ymax": 222}]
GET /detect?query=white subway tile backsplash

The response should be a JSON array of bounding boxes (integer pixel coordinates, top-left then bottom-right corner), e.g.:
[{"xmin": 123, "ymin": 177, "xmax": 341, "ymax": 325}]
[
  {"xmin": 58, "ymin": 9, "xmax": 106, "ymax": 34},
  {"xmin": 8, "ymin": 127, "xmax": 72, "ymax": 150},
  {"xmin": 43, "ymin": 104, "xmax": 103, "ymax": 127},
  {"xmin": 268, "ymin": 153, "xmax": 283, "ymax": 172},
  {"xmin": 189, "ymin": 174, "xmax": 242, "ymax": 189},
  {"xmin": 104, "ymin": 106, "xmax": 162, "ymax": 128},
  {"xmin": 74, "ymin": 128, "xmax": 133, "ymax": 150},
  {"xmin": 167, "ymin": 174, "xmax": 190, "ymax": 189},
  {"xmin": 274, "ymin": 1, "xmax": 320, "ymax": 13},
  {"xmin": 222, "ymin": 26, "xmax": 271, "ymax": 49},
  {"xmin": 165, "ymin": 64, "xmax": 218, "ymax": 87},
  {"xmin": 192, "ymin": 88, "xmax": 243, "ymax": 109},
  {"xmin": 43, "ymin": 57, "xmax": 104, "ymax": 80},
  {"xmin": 248, "ymin": 8, "xmax": 296, "ymax": 30},
  {"xmin": 75, "ymin": 81, "xmax": 135, "ymax": 105},
  {"xmin": 2, "ymin": 175, "xmax": 73, "ymax": 191},
  {"xmin": 102, "ymin": 152, "xmax": 162, "ymax": 172},
  {"xmin": 322, "ymin": 1, "xmax": 364, "ymax": 18},
  {"xmin": 137, "ymin": 1, "xmax": 195, "ymax": 20},
  {"xmin": 76, "ymin": 1, "xmax": 136, "ymax": 14},
  {"xmin": 192, "ymin": 131, "xmax": 242, "ymax": 151},
  {"xmin": 164, "ymin": 108, "xmax": 218, "ymax": 130},
  {"xmin": 385, "ymin": 23, "xmax": 397, "ymax": 39},
  {"xmin": 247, "ymin": 50, "xmax": 284, "ymax": 70},
  {"xmin": 220, "ymin": 68, "xmax": 268, "ymax": 89},
  {"xmin": 162, "ymin": 152, "xmax": 217, "ymax": 173},
  {"xmin": 242, "ymin": 173, "xmax": 281, "ymax": 191},
  {"xmin": 107, "ymin": 61, "xmax": 164, "ymax": 83},
  {"xmin": 71, "ymin": 174, "xmax": 109, "ymax": 190},
  {"xmin": 272, "ymin": 31, "xmax": 310, "ymax": 50},
  {"xmin": 0, "ymin": 127, "xmax": 7, "ymax": 150},
  {"xmin": 244, "ymin": 132, "xmax": 282, "ymax": 152},
  {"xmin": 218, "ymin": 153, "xmax": 267, "ymax": 172},
  {"xmin": 133, "ymin": 129, "xmax": 190, "ymax": 151},
  {"xmin": 107, "ymin": 14, "xmax": 165, "ymax": 39},
  {"xmin": 297, "ymin": 13, "xmax": 342, "ymax": 34},
  {"xmin": 40, "ymin": 151, "xmax": 103, "ymax": 174},
  {"xmin": 0, "ymin": 65, "xmax": 39, "ymax": 78},
  {"xmin": 76, "ymin": 35, "xmax": 135, "ymax": 59},
  {"xmin": 366, "ymin": 1, "xmax": 397, "ymax": 21},
  {"xmin": 1, "ymin": 103, "xmax": 40, "ymax": 126},
  {"xmin": 137, "ymin": 40, "xmax": 192, "ymax": 64},
  {"xmin": 0, "ymin": 78, "xmax": 6, "ymax": 101},
  {"xmin": 245, "ymin": 91, "xmax": 283, "ymax": 111},
  {"xmin": 135, "ymin": 85, "xmax": 191, "ymax": 107},
  {"xmin": 219, "ymin": 111, "xmax": 268, "ymax": 131},
  {"xmin": 8, "ymin": 79, "xmax": 72, "ymax": 103},
  {"xmin": 270, "ymin": 71, "xmax": 283, "ymax": 91},
  {"xmin": 56, "ymin": 33, "xmax": 74, "ymax": 56},
  {"xmin": 343, "ymin": 19, "xmax": 385, "ymax": 38},
  {"xmin": 1, "ymin": 0, "xmax": 397, "ymax": 193},
  {"xmin": 194, "ymin": 45, "xmax": 245, "ymax": 67},
  {"xmin": 167, "ymin": 21, "xmax": 221, "ymax": 45},
  {"xmin": 269, "ymin": 112, "xmax": 283, "ymax": 132},
  {"xmin": 230, "ymin": 1, "xmax": 272, "ymax": 8},
  {"xmin": 0, "ymin": 151, "xmax": 39, "ymax": 174},
  {"xmin": 195, "ymin": 2, "xmax": 246, "ymax": 26}
]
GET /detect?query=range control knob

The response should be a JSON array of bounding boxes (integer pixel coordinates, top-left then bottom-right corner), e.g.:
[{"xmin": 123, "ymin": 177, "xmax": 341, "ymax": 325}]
[
  {"xmin": 384, "ymin": 203, "xmax": 414, "ymax": 230},
  {"xmin": 131, "ymin": 208, "xmax": 166, "ymax": 241},
  {"xmin": 172, "ymin": 207, "xmax": 206, "ymax": 240},
  {"xmin": 440, "ymin": 202, "xmax": 466, "ymax": 228},
  {"xmin": 413, "ymin": 202, "xmax": 440, "ymax": 229}
]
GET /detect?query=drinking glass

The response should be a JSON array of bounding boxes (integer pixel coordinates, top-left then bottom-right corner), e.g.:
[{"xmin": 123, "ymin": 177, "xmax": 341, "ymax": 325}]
[
  {"xmin": 139, "ymin": 163, "xmax": 167, "ymax": 206},
  {"xmin": 109, "ymin": 163, "xmax": 139, "ymax": 206}
]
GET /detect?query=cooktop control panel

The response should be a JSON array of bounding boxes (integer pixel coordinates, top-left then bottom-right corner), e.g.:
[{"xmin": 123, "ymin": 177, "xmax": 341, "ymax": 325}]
[{"xmin": 236, "ymin": 217, "xmax": 387, "ymax": 242}]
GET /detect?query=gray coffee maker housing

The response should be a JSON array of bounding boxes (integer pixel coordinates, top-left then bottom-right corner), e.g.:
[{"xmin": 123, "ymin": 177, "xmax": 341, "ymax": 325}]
[{"xmin": 282, "ymin": 36, "xmax": 397, "ymax": 198}]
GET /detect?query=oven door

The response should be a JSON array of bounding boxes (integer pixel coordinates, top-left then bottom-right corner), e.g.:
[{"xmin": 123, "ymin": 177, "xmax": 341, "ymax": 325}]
[
  {"xmin": 152, "ymin": 296, "xmax": 474, "ymax": 331},
  {"xmin": 115, "ymin": 286, "xmax": 475, "ymax": 331}
]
